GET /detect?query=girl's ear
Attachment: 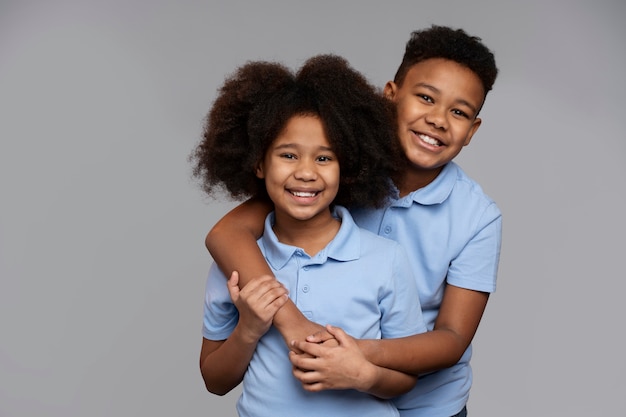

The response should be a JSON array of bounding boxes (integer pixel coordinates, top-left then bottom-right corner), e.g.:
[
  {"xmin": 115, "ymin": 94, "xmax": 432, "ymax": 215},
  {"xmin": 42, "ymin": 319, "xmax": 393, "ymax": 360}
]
[{"xmin": 255, "ymin": 163, "xmax": 265, "ymax": 179}]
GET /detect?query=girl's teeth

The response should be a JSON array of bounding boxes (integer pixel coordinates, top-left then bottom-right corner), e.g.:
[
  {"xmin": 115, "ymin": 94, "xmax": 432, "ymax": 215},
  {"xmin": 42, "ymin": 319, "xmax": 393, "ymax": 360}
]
[{"xmin": 292, "ymin": 191, "xmax": 316, "ymax": 197}]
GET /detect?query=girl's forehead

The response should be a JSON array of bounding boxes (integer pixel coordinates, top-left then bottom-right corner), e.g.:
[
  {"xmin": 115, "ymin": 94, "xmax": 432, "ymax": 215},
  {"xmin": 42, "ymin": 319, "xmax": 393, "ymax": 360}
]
[{"xmin": 272, "ymin": 115, "xmax": 331, "ymax": 147}]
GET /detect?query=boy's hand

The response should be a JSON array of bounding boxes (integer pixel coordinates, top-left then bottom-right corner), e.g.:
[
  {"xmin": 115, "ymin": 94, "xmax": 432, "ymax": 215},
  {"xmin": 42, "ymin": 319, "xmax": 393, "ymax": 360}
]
[
  {"xmin": 289, "ymin": 325, "xmax": 374, "ymax": 392},
  {"xmin": 304, "ymin": 328, "xmax": 336, "ymax": 344},
  {"xmin": 285, "ymin": 321, "xmax": 337, "ymax": 354},
  {"xmin": 228, "ymin": 271, "xmax": 288, "ymax": 343}
]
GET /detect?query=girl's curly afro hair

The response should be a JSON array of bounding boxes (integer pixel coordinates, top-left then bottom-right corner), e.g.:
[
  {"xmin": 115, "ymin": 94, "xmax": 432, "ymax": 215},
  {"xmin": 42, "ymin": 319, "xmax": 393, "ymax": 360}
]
[{"xmin": 191, "ymin": 54, "xmax": 402, "ymax": 209}]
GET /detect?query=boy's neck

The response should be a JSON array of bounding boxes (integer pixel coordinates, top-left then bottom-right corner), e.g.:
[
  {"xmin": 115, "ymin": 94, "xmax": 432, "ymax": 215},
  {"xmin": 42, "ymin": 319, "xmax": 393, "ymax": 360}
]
[
  {"xmin": 397, "ymin": 165, "xmax": 444, "ymax": 197},
  {"xmin": 272, "ymin": 211, "xmax": 341, "ymax": 257}
]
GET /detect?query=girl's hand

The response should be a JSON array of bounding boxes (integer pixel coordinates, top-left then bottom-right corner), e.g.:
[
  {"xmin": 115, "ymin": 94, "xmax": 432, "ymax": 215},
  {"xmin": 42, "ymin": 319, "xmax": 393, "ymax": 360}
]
[{"xmin": 228, "ymin": 271, "xmax": 289, "ymax": 343}]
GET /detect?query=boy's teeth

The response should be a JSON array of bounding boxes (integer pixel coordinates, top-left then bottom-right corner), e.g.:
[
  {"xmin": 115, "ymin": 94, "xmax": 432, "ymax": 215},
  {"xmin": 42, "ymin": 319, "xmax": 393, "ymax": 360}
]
[
  {"xmin": 418, "ymin": 134, "xmax": 441, "ymax": 146},
  {"xmin": 292, "ymin": 191, "xmax": 316, "ymax": 197}
]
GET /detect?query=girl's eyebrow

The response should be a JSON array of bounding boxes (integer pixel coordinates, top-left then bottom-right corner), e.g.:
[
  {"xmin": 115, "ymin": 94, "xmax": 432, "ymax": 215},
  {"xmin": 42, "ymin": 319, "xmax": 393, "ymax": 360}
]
[
  {"xmin": 272, "ymin": 143, "xmax": 335, "ymax": 153},
  {"xmin": 318, "ymin": 145, "xmax": 335, "ymax": 152},
  {"xmin": 272, "ymin": 143, "xmax": 297, "ymax": 150}
]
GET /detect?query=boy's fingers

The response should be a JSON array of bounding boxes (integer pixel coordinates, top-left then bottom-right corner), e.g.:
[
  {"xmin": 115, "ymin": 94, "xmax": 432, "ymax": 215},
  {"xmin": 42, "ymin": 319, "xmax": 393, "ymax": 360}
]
[
  {"xmin": 305, "ymin": 328, "xmax": 335, "ymax": 343},
  {"xmin": 290, "ymin": 340, "xmax": 324, "ymax": 359},
  {"xmin": 325, "ymin": 324, "xmax": 345, "ymax": 341},
  {"xmin": 288, "ymin": 349, "xmax": 317, "ymax": 370}
]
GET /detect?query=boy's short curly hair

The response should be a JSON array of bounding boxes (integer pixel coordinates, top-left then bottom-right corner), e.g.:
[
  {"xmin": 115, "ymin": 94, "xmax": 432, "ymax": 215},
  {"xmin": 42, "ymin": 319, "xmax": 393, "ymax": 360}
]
[
  {"xmin": 191, "ymin": 54, "xmax": 401, "ymax": 209},
  {"xmin": 394, "ymin": 25, "xmax": 498, "ymax": 97}
]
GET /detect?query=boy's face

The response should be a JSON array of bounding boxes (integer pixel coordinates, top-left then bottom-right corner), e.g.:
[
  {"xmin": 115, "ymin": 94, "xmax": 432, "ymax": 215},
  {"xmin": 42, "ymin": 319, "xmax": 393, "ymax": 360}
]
[
  {"xmin": 385, "ymin": 58, "xmax": 484, "ymax": 174},
  {"xmin": 256, "ymin": 115, "xmax": 339, "ymax": 224}
]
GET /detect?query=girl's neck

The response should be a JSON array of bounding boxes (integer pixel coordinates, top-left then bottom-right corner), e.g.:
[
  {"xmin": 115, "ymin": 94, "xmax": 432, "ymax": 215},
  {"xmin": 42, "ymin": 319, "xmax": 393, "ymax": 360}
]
[{"xmin": 272, "ymin": 210, "xmax": 340, "ymax": 256}]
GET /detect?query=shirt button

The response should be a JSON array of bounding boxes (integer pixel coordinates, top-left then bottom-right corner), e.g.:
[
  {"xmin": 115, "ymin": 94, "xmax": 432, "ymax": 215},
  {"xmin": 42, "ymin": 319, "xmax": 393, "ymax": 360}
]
[
  {"xmin": 384, "ymin": 226, "xmax": 391, "ymax": 234},
  {"xmin": 302, "ymin": 285, "xmax": 310, "ymax": 293},
  {"xmin": 303, "ymin": 266, "xmax": 309, "ymax": 271}
]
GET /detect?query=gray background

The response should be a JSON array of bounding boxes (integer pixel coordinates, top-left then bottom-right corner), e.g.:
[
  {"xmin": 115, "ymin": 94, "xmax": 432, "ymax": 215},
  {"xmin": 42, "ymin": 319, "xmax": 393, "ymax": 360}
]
[{"xmin": 1, "ymin": 0, "xmax": 624, "ymax": 416}]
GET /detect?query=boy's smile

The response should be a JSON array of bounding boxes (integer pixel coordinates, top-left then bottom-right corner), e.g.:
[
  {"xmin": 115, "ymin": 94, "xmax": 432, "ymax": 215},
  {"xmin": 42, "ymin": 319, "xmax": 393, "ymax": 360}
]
[
  {"xmin": 385, "ymin": 58, "xmax": 484, "ymax": 190},
  {"xmin": 256, "ymin": 115, "xmax": 340, "ymax": 229}
]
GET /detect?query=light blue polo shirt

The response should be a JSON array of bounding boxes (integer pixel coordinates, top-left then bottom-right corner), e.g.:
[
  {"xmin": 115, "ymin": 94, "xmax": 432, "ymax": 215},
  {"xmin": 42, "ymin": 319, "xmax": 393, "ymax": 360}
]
[
  {"xmin": 352, "ymin": 162, "xmax": 502, "ymax": 417},
  {"xmin": 203, "ymin": 206, "xmax": 426, "ymax": 417}
]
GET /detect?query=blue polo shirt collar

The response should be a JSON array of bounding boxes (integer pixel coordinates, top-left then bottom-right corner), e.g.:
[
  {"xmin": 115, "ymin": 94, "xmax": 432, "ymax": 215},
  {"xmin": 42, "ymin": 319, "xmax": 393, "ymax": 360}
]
[
  {"xmin": 261, "ymin": 206, "xmax": 360, "ymax": 270},
  {"xmin": 400, "ymin": 162, "xmax": 458, "ymax": 206}
]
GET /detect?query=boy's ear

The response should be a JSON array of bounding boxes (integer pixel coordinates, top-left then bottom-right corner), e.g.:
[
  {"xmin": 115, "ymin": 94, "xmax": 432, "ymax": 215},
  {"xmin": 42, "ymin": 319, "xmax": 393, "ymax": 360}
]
[
  {"xmin": 464, "ymin": 117, "xmax": 482, "ymax": 146},
  {"xmin": 255, "ymin": 163, "xmax": 265, "ymax": 179},
  {"xmin": 383, "ymin": 81, "xmax": 397, "ymax": 100}
]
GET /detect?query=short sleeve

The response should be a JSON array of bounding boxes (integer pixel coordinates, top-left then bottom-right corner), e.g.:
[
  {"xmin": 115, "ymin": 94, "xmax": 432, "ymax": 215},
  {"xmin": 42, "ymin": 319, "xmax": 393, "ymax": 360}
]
[
  {"xmin": 447, "ymin": 202, "xmax": 502, "ymax": 292},
  {"xmin": 202, "ymin": 262, "xmax": 239, "ymax": 340}
]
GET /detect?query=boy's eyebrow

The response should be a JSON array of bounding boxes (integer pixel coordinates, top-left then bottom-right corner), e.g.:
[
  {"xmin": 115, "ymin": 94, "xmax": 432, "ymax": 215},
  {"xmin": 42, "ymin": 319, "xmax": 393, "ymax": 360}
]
[{"xmin": 417, "ymin": 83, "xmax": 479, "ymax": 115}]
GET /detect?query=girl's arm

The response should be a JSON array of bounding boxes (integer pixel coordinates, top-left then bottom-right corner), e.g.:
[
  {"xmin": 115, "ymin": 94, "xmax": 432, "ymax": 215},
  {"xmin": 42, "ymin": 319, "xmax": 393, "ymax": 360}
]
[
  {"xmin": 199, "ymin": 335, "xmax": 256, "ymax": 395},
  {"xmin": 200, "ymin": 272, "xmax": 288, "ymax": 395},
  {"xmin": 205, "ymin": 198, "xmax": 328, "ymax": 345}
]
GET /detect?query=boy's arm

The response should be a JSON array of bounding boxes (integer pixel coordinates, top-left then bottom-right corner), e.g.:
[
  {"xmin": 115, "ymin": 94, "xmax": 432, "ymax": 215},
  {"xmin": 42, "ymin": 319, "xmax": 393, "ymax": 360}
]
[
  {"xmin": 290, "ymin": 325, "xmax": 417, "ymax": 398},
  {"xmin": 305, "ymin": 209, "xmax": 500, "ymax": 375},
  {"xmin": 358, "ymin": 285, "xmax": 489, "ymax": 375},
  {"xmin": 293, "ymin": 286, "xmax": 487, "ymax": 379},
  {"xmin": 358, "ymin": 208, "xmax": 500, "ymax": 374},
  {"xmin": 205, "ymin": 198, "xmax": 327, "ymax": 344}
]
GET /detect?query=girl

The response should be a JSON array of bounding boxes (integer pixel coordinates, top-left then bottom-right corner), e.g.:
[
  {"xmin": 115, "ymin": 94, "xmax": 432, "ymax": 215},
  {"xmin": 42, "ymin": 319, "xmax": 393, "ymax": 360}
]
[{"xmin": 191, "ymin": 55, "xmax": 426, "ymax": 417}]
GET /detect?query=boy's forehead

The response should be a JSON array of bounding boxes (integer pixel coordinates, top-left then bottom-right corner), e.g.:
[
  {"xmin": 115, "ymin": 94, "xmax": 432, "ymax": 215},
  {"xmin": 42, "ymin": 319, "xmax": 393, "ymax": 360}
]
[{"xmin": 400, "ymin": 58, "xmax": 485, "ymax": 104}]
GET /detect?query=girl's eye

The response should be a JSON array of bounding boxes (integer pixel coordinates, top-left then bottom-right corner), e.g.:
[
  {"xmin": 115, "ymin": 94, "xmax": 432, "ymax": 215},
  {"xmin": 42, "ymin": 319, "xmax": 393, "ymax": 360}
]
[
  {"xmin": 317, "ymin": 155, "xmax": 333, "ymax": 163},
  {"xmin": 280, "ymin": 153, "xmax": 296, "ymax": 160}
]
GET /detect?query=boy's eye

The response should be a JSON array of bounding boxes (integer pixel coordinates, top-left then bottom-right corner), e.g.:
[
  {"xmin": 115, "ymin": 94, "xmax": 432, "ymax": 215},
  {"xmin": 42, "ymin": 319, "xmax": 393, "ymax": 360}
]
[
  {"xmin": 452, "ymin": 109, "xmax": 468, "ymax": 118},
  {"xmin": 417, "ymin": 94, "xmax": 433, "ymax": 103}
]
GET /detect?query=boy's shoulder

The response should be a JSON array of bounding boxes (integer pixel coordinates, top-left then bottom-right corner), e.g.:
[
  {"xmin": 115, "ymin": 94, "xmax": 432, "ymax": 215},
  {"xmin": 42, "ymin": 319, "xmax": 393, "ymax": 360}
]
[
  {"xmin": 449, "ymin": 162, "xmax": 496, "ymax": 202},
  {"xmin": 420, "ymin": 162, "xmax": 498, "ymax": 209}
]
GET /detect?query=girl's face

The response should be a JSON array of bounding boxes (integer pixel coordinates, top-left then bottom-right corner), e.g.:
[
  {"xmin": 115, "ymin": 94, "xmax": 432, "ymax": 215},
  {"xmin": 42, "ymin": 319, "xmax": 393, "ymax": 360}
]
[{"xmin": 256, "ymin": 115, "xmax": 339, "ymax": 224}]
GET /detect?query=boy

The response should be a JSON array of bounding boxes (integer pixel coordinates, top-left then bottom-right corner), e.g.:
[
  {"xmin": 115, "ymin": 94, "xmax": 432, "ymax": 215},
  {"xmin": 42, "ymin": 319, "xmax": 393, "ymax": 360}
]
[{"xmin": 206, "ymin": 26, "xmax": 501, "ymax": 417}]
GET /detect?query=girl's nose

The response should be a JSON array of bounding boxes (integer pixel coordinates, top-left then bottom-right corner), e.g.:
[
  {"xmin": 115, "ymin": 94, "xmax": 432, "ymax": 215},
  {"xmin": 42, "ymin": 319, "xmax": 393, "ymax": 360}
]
[{"xmin": 294, "ymin": 159, "xmax": 317, "ymax": 181}]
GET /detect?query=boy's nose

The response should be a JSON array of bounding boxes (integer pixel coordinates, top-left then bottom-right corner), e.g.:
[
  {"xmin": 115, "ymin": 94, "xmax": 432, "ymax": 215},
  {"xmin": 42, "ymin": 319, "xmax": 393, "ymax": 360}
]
[{"xmin": 425, "ymin": 106, "xmax": 448, "ymax": 130}]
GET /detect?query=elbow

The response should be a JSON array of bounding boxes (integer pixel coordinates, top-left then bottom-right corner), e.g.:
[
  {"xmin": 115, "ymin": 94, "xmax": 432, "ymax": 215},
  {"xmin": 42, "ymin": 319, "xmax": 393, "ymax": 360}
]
[
  {"xmin": 442, "ymin": 342, "xmax": 469, "ymax": 369},
  {"xmin": 205, "ymin": 226, "xmax": 220, "ymax": 253},
  {"xmin": 204, "ymin": 383, "xmax": 231, "ymax": 397},
  {"xmin": 442, "ymin": 353, "xmax": 464, "ymax": 369},
  {"xmin": 201, "ymin": 374, "xmax": 234, "ymax": 396},
  {"xmin": 200, "ymin": 367, "xmax": 243, "ymax": 397}
]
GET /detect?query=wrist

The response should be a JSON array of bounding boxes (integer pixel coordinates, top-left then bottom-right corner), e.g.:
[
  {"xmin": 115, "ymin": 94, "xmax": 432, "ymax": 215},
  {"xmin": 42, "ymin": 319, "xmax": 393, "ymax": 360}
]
[
  {"xmin": 357, "ymin": 339, "xmax": 378, "ymax": 364},
  {"xmin": 232, "ymin": 323, "xmax": 263, "ymax": 346},
  {"xmin": 357, "ymin": 361, "xmax": 379, "ymax": 393}
]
